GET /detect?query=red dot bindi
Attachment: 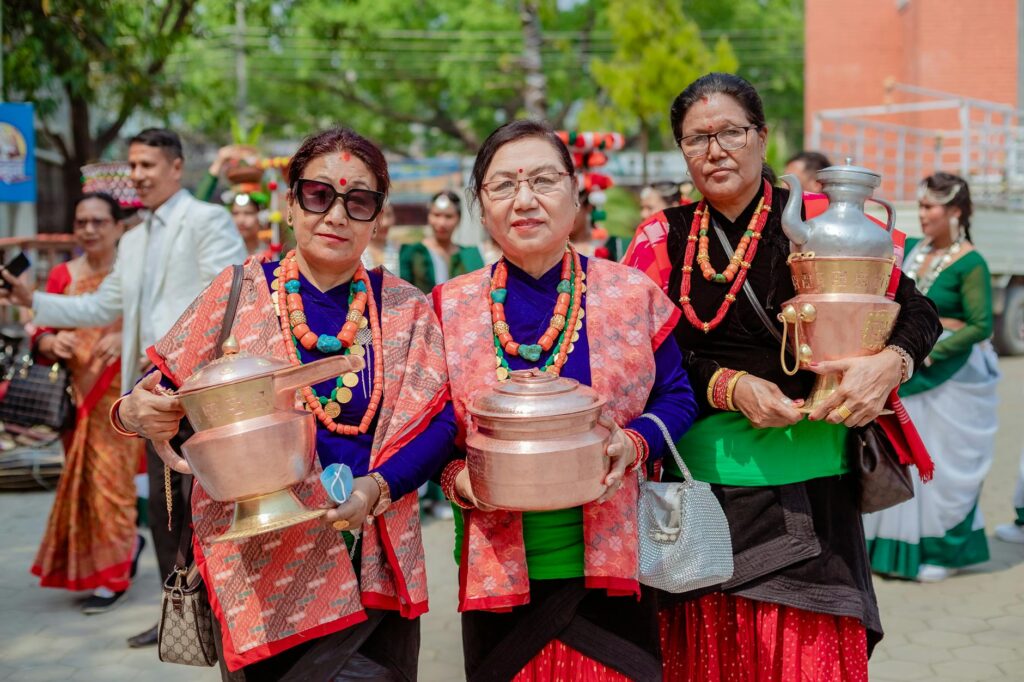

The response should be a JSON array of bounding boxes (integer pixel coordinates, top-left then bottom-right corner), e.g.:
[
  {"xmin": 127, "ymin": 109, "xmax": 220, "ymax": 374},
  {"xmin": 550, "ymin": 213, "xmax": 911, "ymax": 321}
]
[
  {"xmin": 339, "ymin": 178, "xmax": 347, "ymax": 186},
  {"xmin": 518, "ymin": 168, "xmax": 524, "ymax": 173}
]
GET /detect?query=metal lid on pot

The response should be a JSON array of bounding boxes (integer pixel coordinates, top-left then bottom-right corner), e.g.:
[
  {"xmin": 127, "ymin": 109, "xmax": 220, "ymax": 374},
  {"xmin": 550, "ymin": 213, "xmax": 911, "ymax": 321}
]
[
  {"xmin": 469, "ymin": 369, "xmax": 605, "ymax": 419},
  {"xmin": 816, "ymin": 160, "xmax": 881, "ymax": 189},
  {"xmin": 178, "ymin": 336, "xmax": 292, "ymax": 395}
]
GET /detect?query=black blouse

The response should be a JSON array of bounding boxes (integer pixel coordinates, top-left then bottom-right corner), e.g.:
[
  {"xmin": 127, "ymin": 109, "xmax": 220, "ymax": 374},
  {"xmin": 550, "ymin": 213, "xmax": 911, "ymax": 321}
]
[{"xmin": 662, "ymin": 183, "xmax": 942, "ymax": 413}]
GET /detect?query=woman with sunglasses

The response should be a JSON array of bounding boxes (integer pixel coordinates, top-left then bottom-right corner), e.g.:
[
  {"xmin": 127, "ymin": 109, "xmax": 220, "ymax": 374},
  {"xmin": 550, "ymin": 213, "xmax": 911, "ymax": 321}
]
[
  {"xmin": 400, "ymin": 190, "xmax": 484, "ymax": 294},
  {"xmin": 624, "ymin": 73, "xmax": 941, "ymax": 680},
  {"xmin": 114, "ymin": 127, "xmax": 455, "ymax": 679},
  {"xmin": 434, "ymin": 119, "xmax": 698, "ymax": 681}
]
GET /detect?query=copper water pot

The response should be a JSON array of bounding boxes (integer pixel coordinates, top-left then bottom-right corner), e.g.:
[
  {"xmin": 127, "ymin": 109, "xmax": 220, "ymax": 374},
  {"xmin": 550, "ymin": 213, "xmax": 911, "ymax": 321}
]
[
  {"xmin": 153, "ymin": 338, "xmax": 363, "ymax": 542},
  {"xmin": 466, "ymin": 370, "xmax": 610, "ymax": 511}
]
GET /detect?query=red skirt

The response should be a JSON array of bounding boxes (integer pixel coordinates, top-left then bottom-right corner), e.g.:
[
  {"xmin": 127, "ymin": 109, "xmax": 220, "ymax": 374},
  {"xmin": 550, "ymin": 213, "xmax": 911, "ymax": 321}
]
[
  {"xmin": 659, "ymin": 593, "xmax": 868, "ymax": 682},
  {"xmin": 514, "ymin": 640, "xmax": 634, "ymax": 682}
]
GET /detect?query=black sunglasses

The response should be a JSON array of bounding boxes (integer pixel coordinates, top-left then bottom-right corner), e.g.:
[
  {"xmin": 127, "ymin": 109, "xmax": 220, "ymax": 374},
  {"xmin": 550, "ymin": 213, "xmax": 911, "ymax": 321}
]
[{"xmin": 293, "ymin": 179, "xmax": 385, "ymax": 221}]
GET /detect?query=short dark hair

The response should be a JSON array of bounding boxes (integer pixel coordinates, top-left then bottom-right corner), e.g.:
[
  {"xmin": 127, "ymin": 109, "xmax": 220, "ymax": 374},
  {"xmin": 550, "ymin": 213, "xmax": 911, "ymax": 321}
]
[
  {"xmin": 469, "ymin": 120, "xmax": 575, "ymax": 207},
  {"xmin": 287, "ymin": 127, "xmax": 390, "ymax": 197},
  {"xmin": 670, "ymin": 73, "xmax": 771, "ymax": 181},
  {"xmin": 128, "ymin": 128, "xmax": 184, "ymax": 161},
  {"xmin": 786, "ymin": 151, "xmax": 832, "ymax": 174},
  {"xmin": 922, "ymin": 172, "xmax": 974, "ymax": 241},
  {"xmin": 74, "ymin": 192, "xmax": 123, "ymax": 223}
]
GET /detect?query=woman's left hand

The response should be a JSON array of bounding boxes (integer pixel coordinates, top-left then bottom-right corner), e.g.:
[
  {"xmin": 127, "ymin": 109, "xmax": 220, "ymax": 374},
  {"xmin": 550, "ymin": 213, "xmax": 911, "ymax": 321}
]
[
  {"xmin": 596, "ymin": 415, "xmax": 635, "ymax": 504},
  {"xmin": 95, "ymin": 332, "xmax": 121, "ymax": 366},
  {"xmin": 806, "ymin": 349, "xmax": 903, "ymax": 427},
  {"xmin": 324, "ymin": 476, "xmax": 380, "ymax": 531}
]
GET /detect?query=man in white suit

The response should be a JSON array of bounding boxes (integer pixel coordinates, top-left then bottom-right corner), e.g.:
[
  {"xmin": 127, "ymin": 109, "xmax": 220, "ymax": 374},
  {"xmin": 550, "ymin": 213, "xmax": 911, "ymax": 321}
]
[{"xmin": 2, "ymin": 128, "xmax": 246, "ymax": 645}]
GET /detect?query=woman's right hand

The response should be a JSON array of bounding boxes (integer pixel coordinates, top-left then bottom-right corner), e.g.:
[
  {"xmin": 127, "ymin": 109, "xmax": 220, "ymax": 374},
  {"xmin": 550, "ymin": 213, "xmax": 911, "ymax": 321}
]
[
  {"xmin": 0, "ymin": 268, "xmax": 35, "ymax": 308},
  {"xmin": 39, "ymin": 331, "xmax": 76, "ymax": 360},
  {"xmin": 731, "ymin": 374, "xmax": 804, "ymax": 429}
]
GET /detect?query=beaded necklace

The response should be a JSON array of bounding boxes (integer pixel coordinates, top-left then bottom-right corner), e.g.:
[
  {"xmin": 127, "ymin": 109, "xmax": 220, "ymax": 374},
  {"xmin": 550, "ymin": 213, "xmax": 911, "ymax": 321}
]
[
  {"xmin": 489, "ymin": 246, "xmax": 585, "ymax": 380},
  {"xmin": 906, "ymin": 237, "xmax": 963, "ymax": 295},
  {"xmin": 679, "ymin": 180, "xmax": 772, "ymax": 333},
  {"xmin": 274, "ymin": 250, "xmax": 383, "ymax": 434}
]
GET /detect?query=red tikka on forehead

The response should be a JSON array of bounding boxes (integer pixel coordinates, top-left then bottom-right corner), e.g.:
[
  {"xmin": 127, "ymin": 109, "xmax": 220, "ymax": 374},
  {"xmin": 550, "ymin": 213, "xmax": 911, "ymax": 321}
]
[
  {"xmin": 518, "ymin": 168, "xmax": 524, "ymax": 174},
  {"xmin": 341, "ymin": 152, "xmax": 351, "ymax": 162},
  {"xmin": 339, "ymin": 178, "xmax": 347, "ymax": 186}
]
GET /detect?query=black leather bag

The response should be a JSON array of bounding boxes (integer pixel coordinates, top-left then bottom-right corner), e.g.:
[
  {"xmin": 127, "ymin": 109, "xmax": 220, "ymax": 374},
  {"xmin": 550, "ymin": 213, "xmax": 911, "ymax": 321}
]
[
  {"xmin": 0, "ymin": 362, "xmax": 75, "ymax": 431},
  {"xmin": 849, "ymin": 422, "xmax": 914, "ymax": 514}
]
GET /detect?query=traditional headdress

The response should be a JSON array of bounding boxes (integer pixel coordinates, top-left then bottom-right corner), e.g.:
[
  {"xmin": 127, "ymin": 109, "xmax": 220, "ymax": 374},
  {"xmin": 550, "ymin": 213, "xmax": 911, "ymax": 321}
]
[
  {"xmin": 80, "ymin": 162, "xmax": 143, "ymax": 209},
  {"xmin": 916, "ymin": 180, "xmax": 962, "ymax": 206}
]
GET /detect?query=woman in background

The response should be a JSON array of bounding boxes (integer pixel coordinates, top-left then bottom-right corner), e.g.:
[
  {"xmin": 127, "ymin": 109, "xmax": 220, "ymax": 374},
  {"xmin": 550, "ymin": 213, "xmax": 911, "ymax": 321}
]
[{"xmin": 400, "ymin": 190, "xmax": 483, "ymax": 294}]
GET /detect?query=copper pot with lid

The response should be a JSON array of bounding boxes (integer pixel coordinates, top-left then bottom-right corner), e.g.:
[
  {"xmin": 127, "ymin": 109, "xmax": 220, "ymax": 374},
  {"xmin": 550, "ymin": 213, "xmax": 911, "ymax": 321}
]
[
  {"xmin": 466, "ymin": 369, "xmax": 610, "ymax": 511},
  {"xmin": 153, "ymin": 337, "xmax": 363, "ymax": 542}
]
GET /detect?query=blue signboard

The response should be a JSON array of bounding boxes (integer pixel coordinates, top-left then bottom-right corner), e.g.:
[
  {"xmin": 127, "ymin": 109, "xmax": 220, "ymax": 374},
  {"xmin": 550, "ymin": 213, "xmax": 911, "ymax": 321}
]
[{"xmin": 0, "ymin": 103, "xmax": 36, "ymax": 203}]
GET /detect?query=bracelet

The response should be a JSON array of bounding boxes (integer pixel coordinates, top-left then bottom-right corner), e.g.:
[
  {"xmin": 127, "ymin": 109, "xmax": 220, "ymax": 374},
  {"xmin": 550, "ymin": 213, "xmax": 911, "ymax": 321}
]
[
  {"xmin": 710, "ymin": 368, "xmax": 738, "ymax": 411},
  {"xmin": 367, "ymin": 471, "xmax": 392, "ymax": 517},
  {"xmin": 724, "ymin": 371, "xmax": 748, "ymax": 412},
  {"xmin": 884, "ymin": 344, "xmax": 914, "ymax": 383},
  {"xmin": 623, "ymin": 429, "xmax": 649, "ymax": 473},
  {"xmin": 706, "ymin": 368, "xmax": 726, "ymax": 407},
  {"xmin": 439, "ymin": 459, "xmax": 474, "ymax": 509},
  {"xmin": 109, "ymin": 395, "xmax": 139, "ymax": 438}
]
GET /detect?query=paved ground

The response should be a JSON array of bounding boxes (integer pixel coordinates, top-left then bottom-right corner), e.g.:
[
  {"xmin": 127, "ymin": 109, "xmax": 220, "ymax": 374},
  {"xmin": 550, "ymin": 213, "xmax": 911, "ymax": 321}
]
[{"xmin": 1, "ymin": 357, "xmax": 1022, "ymax": 681}]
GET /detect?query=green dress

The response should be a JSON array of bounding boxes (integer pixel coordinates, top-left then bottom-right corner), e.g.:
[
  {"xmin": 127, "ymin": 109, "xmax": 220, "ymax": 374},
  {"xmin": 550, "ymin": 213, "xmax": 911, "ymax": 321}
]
[{"xmin": 399, "ymin": 242, "xmax": 484, "ymax": 294}]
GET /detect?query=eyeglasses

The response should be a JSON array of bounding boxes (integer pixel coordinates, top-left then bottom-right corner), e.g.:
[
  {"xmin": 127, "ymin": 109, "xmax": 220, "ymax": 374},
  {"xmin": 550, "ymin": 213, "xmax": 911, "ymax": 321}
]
[
  {"xmin": 293, "ymin": 179, "xmax": 385, "ymax": 221},
  {"xmin": 73, "ymin": 218, "xmax": 115, "ymax": 230},
  {"xmin": 679, "ymin": 126, "xmax": 758, "ymax": 158},
  {"xmin": 481, "ymin": 171, "xmax": 571, "ymax": 201}
]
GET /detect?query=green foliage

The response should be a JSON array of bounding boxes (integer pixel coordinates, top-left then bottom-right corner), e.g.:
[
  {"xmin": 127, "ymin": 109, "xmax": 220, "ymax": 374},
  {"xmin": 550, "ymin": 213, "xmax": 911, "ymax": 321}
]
[
  {"xmin": 603, "ymin": 185, "xmax": 641, "ymax": 239},
  {"xmin": 580, "ymin": 0, "xmax": 737, "ymax": 149},
  {"xmin": 683, "ymin": 0, "xmax": 805, "ymax": 148}
]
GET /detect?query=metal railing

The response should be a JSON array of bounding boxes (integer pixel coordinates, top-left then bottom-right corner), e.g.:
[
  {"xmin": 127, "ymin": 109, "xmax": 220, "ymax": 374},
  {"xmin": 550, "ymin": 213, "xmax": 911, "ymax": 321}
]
[{"xmin": 810, "ymin": 83, "xmax": 1024, "ymax": 209}]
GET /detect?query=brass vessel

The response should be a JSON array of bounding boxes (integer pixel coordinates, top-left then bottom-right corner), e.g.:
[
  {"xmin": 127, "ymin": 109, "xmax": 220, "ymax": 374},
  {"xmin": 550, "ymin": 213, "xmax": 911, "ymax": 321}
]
[
  {"xmin": 466, "ymin": 370, "xmax": 610, "ymax": 511},
  {"xmin": 780, "ymin": 162, "xmax": 901, "ymax": 412},
  {"xmin": 153, "ymin": 338, "xmax": 363, "ymax": 542}
]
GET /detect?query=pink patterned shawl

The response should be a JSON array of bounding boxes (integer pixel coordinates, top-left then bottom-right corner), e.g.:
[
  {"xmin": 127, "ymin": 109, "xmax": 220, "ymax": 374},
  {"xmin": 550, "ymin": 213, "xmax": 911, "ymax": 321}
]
[
  {"xmin": 149, "ymin": 258, "xmax": 449, "ymax": 670},
  {"xmin": 436, "ymin": 258, "xmax": 680, "ymax": 612}
]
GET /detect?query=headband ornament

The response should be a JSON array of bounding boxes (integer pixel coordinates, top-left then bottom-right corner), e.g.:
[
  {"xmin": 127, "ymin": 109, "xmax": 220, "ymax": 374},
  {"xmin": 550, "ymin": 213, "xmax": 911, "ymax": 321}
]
[{"xmin": 917, "ymin": 181, "xmax": 961, "ymax": 206}]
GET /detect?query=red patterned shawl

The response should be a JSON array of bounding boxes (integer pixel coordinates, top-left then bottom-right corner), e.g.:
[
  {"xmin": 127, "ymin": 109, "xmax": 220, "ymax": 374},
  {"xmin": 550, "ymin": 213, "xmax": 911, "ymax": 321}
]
[
  {"xmin": 149, "ymin": 258, "xmax": 449, "ymax": 671},
  {"xmin": 436, "ymin": 258, "xmax": 680, "ymax": 612}
]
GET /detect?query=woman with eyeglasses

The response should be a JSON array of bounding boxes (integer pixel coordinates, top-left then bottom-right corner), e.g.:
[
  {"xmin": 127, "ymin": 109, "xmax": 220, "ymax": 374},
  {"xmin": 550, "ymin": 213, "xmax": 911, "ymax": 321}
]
[
  {"xmin": 114, "ymin": 127, "xmax": 456, "ymax": 679},
  {"xmin": 623, "ymin": 73, "xmax": 941, "ymax": 680},
  {"xmin": 434, "ymin": 119, "xmax": 698, "ymax": 681},
  {"xmin": 31, "ymin": 192, "xmax": 146, "ymax": 615},
  {"xmin": 400, "ymin": 190, "xmax": 484, "ymax": 294}
]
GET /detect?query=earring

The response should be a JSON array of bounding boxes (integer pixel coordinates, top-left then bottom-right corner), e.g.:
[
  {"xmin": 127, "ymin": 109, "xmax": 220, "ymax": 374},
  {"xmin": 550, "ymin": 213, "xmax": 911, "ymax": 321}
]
[
  {"xmin": 287, "ymin": 211, "xmax": 293, "ymax": 225},
  {"xmin": 948, "ymin": 215, "xmax": 961, "ymax": 241}
]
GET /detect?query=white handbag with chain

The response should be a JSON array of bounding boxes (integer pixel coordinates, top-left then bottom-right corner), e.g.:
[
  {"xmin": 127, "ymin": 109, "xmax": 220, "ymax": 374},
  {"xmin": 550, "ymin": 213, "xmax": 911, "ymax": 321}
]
[{"xmin": 636, "ymin": 413, "xmax": 734, "ymax": 593}]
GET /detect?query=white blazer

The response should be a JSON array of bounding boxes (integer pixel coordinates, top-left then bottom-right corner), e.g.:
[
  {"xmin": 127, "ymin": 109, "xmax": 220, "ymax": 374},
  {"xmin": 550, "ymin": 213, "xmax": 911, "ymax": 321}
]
[{"xmin": 33, "ymin": 189, "xmax": 248, "ymax": 394}]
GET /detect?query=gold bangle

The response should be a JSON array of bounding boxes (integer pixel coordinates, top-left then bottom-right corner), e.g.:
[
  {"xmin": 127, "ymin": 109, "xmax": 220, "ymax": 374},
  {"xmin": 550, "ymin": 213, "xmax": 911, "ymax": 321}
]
[
  {"xmin": 109, "ymin": 396, "xmax": 139, "ymax": 438},
  {"xmin": 706, "ymin": 367, "xmax": 726, "ymax": 407},
  {"xmin": 725, "ymin": 371, "xmax": 748, "ymax": 412},
  {"xmin": 367, "ymin": 471, "xmax": 392, "ymax": 517}
]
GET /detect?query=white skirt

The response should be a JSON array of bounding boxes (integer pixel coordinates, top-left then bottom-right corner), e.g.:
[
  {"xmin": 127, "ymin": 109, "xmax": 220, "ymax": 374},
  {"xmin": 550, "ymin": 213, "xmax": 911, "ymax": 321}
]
[{"xmin": 863, "ymin": 341, "xmax": 1000, "ymax": 578}]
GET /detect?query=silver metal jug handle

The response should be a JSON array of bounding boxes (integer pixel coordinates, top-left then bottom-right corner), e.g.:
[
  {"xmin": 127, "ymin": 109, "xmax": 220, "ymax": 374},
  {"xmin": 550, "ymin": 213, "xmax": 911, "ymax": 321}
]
[{"xmin": 868, "ymin": 197, "xmax": 896, "ymax": 233}]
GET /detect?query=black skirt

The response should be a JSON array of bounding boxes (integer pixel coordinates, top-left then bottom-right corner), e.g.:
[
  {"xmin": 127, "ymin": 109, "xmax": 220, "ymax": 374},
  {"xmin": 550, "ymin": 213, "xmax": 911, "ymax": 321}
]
[{"xmin": 462, "ymin": 578, "xmax": 662, "ymax": 682}]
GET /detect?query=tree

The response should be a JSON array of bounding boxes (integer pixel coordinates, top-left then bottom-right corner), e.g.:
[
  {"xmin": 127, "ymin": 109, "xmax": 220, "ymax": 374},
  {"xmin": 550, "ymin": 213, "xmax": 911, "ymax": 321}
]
[
  {"xmin": 579, "ymin": 0, "xmax": 738, "ymax": 183},
  {"xmin": 685, "ymin": 0, "xmax": 805, "ymax": 153},
  {"xmin": 3, "ymin": 0, "xmax": 198, "ymax": 226},
  {"xmin": 167, "ymin": 0, "xmax": 608, "ymax": 154}
]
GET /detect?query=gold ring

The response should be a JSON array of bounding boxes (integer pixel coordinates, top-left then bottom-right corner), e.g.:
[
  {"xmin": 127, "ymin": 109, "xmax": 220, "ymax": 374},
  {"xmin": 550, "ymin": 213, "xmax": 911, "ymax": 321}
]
[{"xmin": 835, "ymin": 404, "xmax": 853, "ymax": 421}]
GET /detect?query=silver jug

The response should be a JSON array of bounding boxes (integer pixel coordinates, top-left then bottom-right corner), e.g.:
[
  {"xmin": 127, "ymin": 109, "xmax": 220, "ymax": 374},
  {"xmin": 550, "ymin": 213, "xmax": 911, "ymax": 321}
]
[{"xmin": 780, "ymin": 162, "xmax": 896, "ymax": 258}]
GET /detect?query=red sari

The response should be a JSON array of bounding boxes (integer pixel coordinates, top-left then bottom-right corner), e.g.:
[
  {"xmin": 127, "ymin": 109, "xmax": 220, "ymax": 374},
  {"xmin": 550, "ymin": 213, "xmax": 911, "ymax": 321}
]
[{"xmin": 31, "ymin": 260, "xmax": 143, "ymax": 592}]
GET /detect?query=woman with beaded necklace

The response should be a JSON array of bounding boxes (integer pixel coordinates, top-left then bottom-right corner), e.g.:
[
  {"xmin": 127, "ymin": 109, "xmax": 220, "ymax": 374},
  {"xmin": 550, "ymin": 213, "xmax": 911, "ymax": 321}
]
[
  {"xmin": 864, "ymin": 173, "xmax": 999, "ymax": 583},
  {"xmin": 434, "ymin": 119, "xmax": 698, "ymax": 681},
  {"xmin": 114, "ymin": 127, "xmax": 455, "ymax": 679},
  {"xmin": 624, "ymin": 73, "xmax": 941, "ymax": 680}
]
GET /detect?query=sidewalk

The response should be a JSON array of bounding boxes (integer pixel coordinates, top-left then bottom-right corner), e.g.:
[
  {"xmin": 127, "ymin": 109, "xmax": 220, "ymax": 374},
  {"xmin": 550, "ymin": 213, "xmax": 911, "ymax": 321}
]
[{"xmin": 1, "ymin": 357, "xmax": 1021, "ymax": 681}]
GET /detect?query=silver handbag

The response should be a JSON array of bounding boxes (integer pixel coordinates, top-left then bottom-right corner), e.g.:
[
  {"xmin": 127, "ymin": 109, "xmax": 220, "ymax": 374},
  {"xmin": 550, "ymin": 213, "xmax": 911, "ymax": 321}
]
[{"xmin": 636, "ymin": 413, "xmax": 734, "ymax": 593}]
